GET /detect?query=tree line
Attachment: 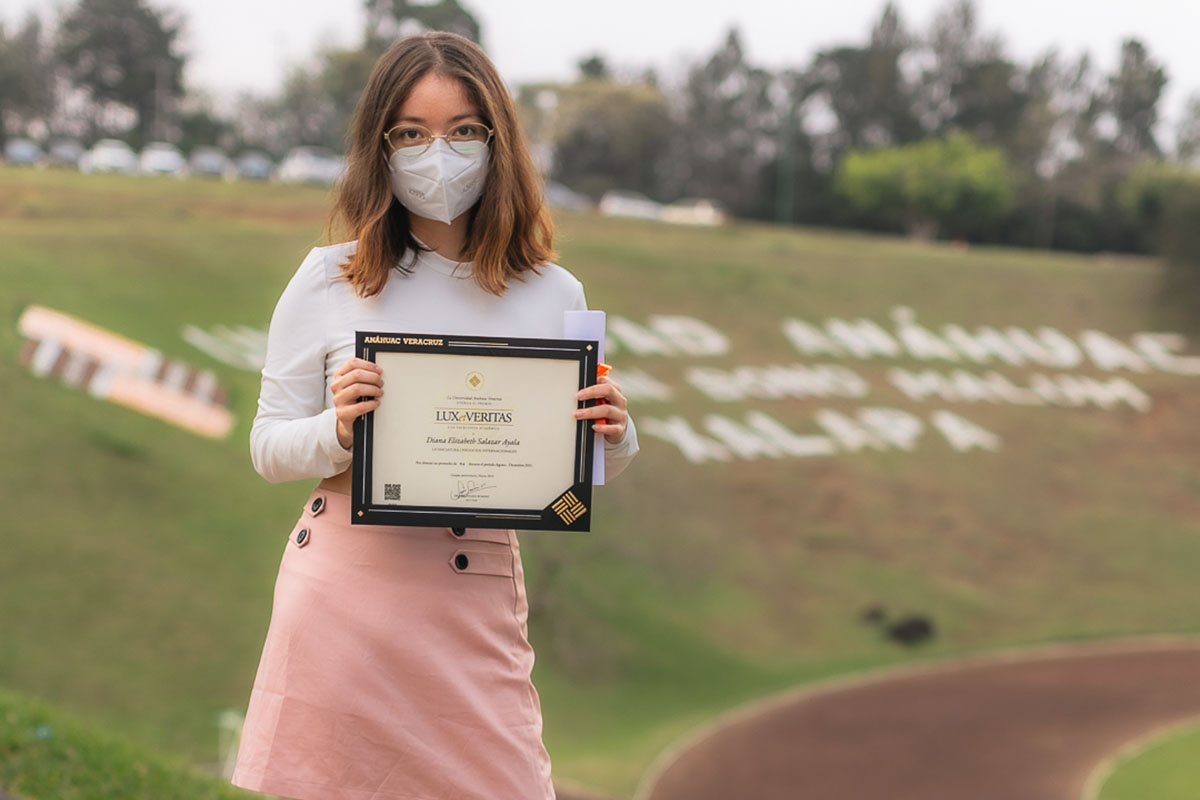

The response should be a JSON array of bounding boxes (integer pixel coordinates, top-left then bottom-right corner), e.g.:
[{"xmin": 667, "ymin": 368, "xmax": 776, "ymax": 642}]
[
  {"xmin": 531, "ymin": 2, "xmax": 1200, "ymax": 263},
  {"xmin": 2, "ymin": 0, "xmax": 1199, "ymax": 264}
]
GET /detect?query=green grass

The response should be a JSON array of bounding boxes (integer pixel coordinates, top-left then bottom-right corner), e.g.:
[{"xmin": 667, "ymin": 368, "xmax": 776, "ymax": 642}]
[
  {"xmin": 0, "ymin": 688, "xmax": 250, "ymax": 800},
  {"xmin": 2, "ymin": 167, "xmax": 1200, "ymax": 797},
  {"xmin": 1098, "ymin": 721, "xmax": 1200, "ymax": 800}
]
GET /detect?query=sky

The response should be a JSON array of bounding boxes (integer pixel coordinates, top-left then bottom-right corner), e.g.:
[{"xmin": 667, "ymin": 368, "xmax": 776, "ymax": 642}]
[{"xmin": 3, "ymin": 0, "xmax": 1198, "ymax": 133}]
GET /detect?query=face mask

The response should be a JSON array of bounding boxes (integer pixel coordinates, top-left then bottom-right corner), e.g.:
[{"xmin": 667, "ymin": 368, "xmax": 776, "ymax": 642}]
[{"xmin": 387, "ymin": 139, "xmax": 488, "ymax": 224}]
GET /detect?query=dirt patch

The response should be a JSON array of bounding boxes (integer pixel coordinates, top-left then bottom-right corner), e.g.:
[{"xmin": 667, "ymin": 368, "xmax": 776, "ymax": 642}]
[{"xmin": 640, "ymin": 639, "xmax": 1200, "ymax": 800}]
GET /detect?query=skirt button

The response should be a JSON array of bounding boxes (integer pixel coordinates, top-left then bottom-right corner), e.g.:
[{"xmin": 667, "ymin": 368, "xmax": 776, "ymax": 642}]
[
  {"xmin": 310, "ymin": 496, "xmax": 324, "ymax": 515},
  {"xmin": 451, "ymin": 527, "xmax": 465, "ymax": 537},
  {"xmin": 454, "ymin": 553, "xmax": 469, "ymax": 570},
  {"xmin": 295, "ymin": 528, "xmax": 310, "ymax": 547}
]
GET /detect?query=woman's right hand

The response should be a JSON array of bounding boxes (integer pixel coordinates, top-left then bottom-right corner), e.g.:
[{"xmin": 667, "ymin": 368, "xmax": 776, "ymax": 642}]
[{"xmin": 330, "ymin": 357, "xmax": 384, "ymax": 449}]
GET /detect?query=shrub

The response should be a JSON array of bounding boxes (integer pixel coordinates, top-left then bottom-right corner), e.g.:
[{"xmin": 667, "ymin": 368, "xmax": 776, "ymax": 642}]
[{"xmin": 835, "ymin": 132, "xmax": 1015, "ymax": 241}]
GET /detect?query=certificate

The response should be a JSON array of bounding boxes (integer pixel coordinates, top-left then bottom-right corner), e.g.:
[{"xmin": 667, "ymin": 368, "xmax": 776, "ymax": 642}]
[{"xmin": 350, "ymin": 332, "xmax": 599, "ymax": 531}]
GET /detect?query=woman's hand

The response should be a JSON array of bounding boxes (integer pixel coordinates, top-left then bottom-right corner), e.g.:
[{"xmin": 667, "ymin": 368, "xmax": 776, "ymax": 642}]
[
  {"xmin": 575, "ymin": 374, "xmax": 629, "ymax": 444},
  {"xmin": 331, "ymin": 357, "xmax": 384, "ymax": 449}
]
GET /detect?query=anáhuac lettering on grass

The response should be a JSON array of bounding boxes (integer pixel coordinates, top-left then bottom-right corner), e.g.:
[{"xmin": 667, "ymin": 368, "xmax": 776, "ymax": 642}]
[
  {"xmin": 598, "ymin": 307, "xmax": 1199, "ymax": 463},
  {"xmin": 605, "ymin": 307, "xmax": 1200, "ymax": 376},
  {"xmin": 642, "ymin": 408, "xmax": 1000, "ymax": 464},
  {"xmin": 184, "ymin": 306, "xmax": 1200, "ymax": 463}
]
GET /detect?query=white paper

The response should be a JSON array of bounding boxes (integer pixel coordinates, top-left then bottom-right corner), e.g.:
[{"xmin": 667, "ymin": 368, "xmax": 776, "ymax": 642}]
[{"xmin": 371, "ymin": 351, "xmax": 578, "ymax": 508}]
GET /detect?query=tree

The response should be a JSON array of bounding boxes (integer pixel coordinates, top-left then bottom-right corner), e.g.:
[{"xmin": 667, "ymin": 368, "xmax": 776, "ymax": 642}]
[
  {"xmin": 919, "ymin": 2, "xmax": 1027, "ymax": 143},
  {"xmin": 0, "ymin": 14, "xmax": 54, "ymax": 140},
  {"xmin": 664, "ymin": 28, "xmax": 778, "ymax": 217},
  {"xmin": 226, "ymin": 91, "xmax": 286, "ymax": 156},
  {"xmin": 1025, "ymin": 52, "xmax": 1113, "ymax": 250},
  {"xmin": 917, "ymin": 0, "xmax": 992, "ymax": 130},
  {"xmin": 576, "ymin": 53, "xmax": 610, "ymax": 81},
  {"xmin": 1030, "ymin": 41, "xmax": 1168, "ymax": 253},
  {"xmin": 1178, "ymin": 94, "xmax": 1200, "ymax": 165},
  {"xmin": 320, "ymin": 45, "xmax": 381, "ymax": 148},
  {"xmin": 1105, "ymin": 39, "xmax": 1167, "ymax": 159},
  {"xmin": 277, "ymin": 0, "xmax": 485, "ymax": 155},
  {"xmin": 548, "ymin": 77, "xmax": 672, "ymax": 200},
  {"xmin": 1006, "ymin": 53, "xmax": 1059, "ymax": 177},
  {"xmin": 56, "ymin": 0, "xmax": 185, "ymax": 145},
  {"xmin": 1118, "ymin": 163, "xmax": 1200, "ymax": 252},
  {"xmin": 176, "ymin": 95, "xmax": 234, "ymax": 153},
  {"xmin": 768, "ymin": 67, "xmax": 825, "ymax": 225},
  {"xmin": 363, "ymin": 0, "xmax": 481, "ymax": 47},
  {"xmin": 835, "ymin": 132, "xmax": 1014, "ymax": 240},
  {"xmin": 275, "ymin": 64, "xmax": 341, "ymax": 151},
  {"xmin": 809, "ymin": 4, "xmax": 921, "ymax": 152},
  {"xmin": 1160, "ymin": 182, "xmax": 1200, "ymax": 296}
]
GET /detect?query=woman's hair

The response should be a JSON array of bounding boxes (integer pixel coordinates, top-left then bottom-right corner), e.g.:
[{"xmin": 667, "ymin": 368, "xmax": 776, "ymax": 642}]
[{"xmin": 329, "ymin": 32, "xmax": 555, "ymax": 297}]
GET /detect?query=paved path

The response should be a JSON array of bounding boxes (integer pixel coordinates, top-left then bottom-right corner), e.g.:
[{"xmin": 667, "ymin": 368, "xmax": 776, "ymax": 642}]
[{"xmin": 639, "ymin": 639, "xmax": 1200, "ymax": 800}]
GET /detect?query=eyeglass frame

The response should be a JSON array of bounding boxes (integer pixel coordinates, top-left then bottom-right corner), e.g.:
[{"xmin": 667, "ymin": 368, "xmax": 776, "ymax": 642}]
[{"xmin": 382, "ymin": 122, "xmax": 495, "ymax": 157}]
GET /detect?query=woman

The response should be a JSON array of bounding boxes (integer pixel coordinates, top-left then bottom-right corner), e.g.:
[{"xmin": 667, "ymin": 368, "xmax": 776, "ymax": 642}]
[{"xmin": 232, "ymin": 32, "xmax": 639, "ymax": 800}]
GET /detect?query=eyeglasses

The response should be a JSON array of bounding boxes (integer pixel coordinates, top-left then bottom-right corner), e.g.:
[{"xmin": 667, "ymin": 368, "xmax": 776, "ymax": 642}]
[{"xmin": 383, "ymin": 122, "xmax": 494, "ymax": 157}]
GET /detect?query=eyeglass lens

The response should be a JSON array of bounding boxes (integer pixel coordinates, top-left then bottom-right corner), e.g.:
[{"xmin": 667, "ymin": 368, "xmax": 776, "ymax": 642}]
[{"xmin": 387, "ymin": 123, "xmax": 491, "ymax": 157}]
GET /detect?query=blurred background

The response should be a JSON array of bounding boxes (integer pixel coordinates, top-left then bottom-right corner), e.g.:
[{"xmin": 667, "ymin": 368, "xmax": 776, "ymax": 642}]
[{"xmin": 2, "ymin": 1, "xmax": 1200, "ymax": 799}]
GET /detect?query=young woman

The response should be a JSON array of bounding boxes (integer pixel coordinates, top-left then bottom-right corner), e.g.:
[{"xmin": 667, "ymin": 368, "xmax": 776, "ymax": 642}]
[{"xmin": 231, "ymin": 32, "xmax": 639, "ymax": 800}]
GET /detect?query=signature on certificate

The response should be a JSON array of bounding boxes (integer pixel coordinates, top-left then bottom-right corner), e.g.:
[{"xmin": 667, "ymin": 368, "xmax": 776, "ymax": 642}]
[{"xmin": 453, "ymin": 480, "xmax": 495, "ymax": 500}]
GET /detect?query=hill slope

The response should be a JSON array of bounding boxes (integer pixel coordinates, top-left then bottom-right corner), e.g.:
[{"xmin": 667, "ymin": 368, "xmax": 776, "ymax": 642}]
[
  {"xmin": 2, "ymin": 168, "xmax": 1199, "ymax": 796},
  {"xmin": 0, "ymin": 687, "xmax": 247, "ymax": 799}
]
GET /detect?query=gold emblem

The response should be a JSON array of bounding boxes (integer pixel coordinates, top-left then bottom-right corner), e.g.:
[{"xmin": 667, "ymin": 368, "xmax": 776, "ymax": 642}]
[
  {"xmin": 466, "ymin": 371, "xmax": 485, "ymax": 390},
  {"xmin": 551, "ymin": 491, "xmax": 587, "ymax": 524}
]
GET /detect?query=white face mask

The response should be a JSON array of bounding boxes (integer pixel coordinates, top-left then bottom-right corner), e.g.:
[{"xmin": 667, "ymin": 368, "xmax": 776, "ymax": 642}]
[{"xmin": 387, "ymin": 139, "xmax": 488, "ymax": 225}]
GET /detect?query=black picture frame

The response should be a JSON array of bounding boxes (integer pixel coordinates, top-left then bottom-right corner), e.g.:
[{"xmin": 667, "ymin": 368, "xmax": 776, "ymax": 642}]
[{"xmin": 350, "ymin": 331, "xmax": 598, "ymax": 531}]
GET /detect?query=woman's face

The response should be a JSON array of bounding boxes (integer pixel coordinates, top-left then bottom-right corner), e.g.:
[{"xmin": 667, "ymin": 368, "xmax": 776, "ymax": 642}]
[{"xmin": 390, "ymin": 72, "xmax": 485, "ymax": 144}]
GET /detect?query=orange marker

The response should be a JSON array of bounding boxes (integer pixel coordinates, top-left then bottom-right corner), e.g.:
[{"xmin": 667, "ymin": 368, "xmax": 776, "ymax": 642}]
[{"xmin": 596, "ymin": 362, "xmax": 612, "ymax": 426}]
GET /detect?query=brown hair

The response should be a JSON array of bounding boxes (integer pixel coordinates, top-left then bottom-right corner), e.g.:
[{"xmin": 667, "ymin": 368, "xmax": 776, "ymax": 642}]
[{"xmin": 328, "ymin": 32, "xmax": 555, "ymax": 297}]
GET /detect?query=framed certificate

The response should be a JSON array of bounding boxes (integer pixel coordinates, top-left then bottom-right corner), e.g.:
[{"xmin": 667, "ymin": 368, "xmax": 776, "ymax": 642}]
[{"xmin": 350, "ymin": 331, "xmax": 599, "ymax": 531}]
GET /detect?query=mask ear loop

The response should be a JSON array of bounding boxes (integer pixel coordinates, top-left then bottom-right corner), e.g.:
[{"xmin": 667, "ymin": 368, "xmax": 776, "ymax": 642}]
[{"xmin": 379, "ymin": 140, "xmax": 424, "ymax": 266}]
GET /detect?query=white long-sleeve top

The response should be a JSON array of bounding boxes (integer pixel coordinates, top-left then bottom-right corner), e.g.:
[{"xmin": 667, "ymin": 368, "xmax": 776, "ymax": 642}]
[{"xmin": 250, "ymin": 240, "xmax": 640, "ymax": 484}]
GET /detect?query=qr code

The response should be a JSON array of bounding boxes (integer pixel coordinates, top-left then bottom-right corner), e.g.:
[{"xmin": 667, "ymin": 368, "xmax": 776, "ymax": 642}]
[{"xmin": 384, "ymin": 483, "xmax": 402, "ymax": 501}]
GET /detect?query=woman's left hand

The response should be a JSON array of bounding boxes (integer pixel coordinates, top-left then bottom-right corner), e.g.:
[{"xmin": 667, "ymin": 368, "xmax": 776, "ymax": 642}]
[{"xmin": 575, "ymin": 374, "xmax": 629, "ymax": 444}]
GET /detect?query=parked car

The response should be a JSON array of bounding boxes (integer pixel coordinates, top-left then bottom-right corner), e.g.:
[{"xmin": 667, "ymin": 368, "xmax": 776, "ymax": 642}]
[
  {"xmin": 139, "ymin": 142, "xmax": 187, "ymax": 176},
  {"xmin": 277, "ymin": 146, "xmax": 345, "ymax": 186},
  {"xmin": 661, "ymin": 197, "xmax": 729, "ymax": 226},
  {"xmin": 189, "ymin": 146, "xmax": 230, "ymax": 178},
  {"xmin": 80, "ymin": 139, "xmax": 138, "ymax": 174},
  {"xmin": 4, "ymin": 137, "xmax": 43, "ymax": 166},
  {"xmin": 544, "ymin": 181, "xmax": 593, "ymax": 212},
  {"xmin": 234, "ymin": 150, "xmax": 274, "ymax": 181},
  {"xmin": 46, "ymin": 139, "xmax": 84, "ymax": 169},
  {"xmin": 598, "ymin": 190, "xmax": 664, "ymax": 221}
]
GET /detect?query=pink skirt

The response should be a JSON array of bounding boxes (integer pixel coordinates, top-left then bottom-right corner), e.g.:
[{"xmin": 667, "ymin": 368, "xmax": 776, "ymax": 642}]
[{"xmin": 232, "ymin": 489, "xmax": 555, "ymax": 800}]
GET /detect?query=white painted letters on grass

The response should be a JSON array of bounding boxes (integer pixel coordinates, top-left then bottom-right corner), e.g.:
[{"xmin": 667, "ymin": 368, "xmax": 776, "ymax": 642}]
[
  {"xmin": 189, "ymin": 306, "xmax": 1200, "ymax": 464},
  {"xmin": 643, "ymin": 408, "xmax": 1000, "ymax": 463}
]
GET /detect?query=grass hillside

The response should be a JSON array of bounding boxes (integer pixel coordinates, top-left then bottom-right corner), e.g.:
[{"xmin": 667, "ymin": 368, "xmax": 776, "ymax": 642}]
[
  {"xmin": 0, "ymin": 687, "xmax": 248, "ymax": 799},
  {"xmin": 1100, "ymin": 723, "xmax": 1200, "ymax": 800},
  {"xmin": 2, "ymin": 168, "xmax": 1199, "ymax": 797}
]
